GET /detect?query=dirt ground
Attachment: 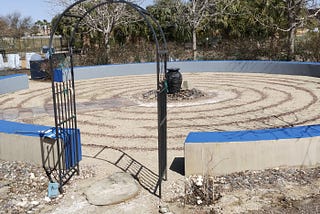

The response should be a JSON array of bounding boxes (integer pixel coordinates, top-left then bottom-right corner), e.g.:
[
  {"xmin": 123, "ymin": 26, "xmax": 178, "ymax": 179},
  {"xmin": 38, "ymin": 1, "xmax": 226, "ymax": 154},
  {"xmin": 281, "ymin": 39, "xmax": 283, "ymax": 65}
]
[{"xmin": 1, "ymin": 72, "xmax": 320, "ymax": 213}]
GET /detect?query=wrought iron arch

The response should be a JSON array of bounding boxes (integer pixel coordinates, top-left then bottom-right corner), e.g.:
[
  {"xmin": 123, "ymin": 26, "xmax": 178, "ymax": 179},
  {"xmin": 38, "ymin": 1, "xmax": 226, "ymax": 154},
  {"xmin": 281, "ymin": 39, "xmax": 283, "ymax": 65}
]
[{"xmin": 47, "ymin": 0, "xmax": 168, "ymax": 197}]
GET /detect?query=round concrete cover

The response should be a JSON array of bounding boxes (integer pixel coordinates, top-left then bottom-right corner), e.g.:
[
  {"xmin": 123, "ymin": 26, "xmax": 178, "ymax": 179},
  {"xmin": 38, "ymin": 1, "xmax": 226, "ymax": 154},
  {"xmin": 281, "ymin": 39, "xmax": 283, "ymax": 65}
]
[{"xmin": 84, "ymin": 172, "xmax": 140, "ymax": 206}]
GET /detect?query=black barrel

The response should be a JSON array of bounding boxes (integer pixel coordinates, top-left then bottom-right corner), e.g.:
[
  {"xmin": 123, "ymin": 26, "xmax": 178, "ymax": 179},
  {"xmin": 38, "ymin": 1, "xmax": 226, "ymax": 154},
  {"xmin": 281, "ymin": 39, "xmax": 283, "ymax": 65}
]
[
  {"xmin": 166, "ymin": 67, "xmax": 182, "ymax": 94},
  {"xmin": 30, "ymin": 59, "xmax": 48, "ymax": 80}
]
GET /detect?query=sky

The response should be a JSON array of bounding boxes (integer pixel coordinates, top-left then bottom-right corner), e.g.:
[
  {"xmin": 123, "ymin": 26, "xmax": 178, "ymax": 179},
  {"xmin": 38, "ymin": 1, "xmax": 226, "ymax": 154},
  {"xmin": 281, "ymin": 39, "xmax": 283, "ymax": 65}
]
[{"xmin": 0, "ymin": 0, "xmax": 154, "ymax": 23}]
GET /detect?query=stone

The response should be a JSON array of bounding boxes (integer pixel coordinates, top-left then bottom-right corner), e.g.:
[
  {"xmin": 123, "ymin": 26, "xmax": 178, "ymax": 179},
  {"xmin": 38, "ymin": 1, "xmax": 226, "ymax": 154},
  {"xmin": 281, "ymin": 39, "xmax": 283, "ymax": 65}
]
[
  {"xmin": 84, "ymin": 172, "xmax": 139, "ymax": 206},
  {"xmin": 30, "ymin": 173, "xmax": 35, "ymax": 179},
  {"xmin": 31, "ymin": 201, "xmax": 40, "ymax": 206},
  {"xmin": 17, "ymin": 200, "xmax": 28, "ymax": 207},
  {"xmin": 159, "ymin": 205, "xmax": 170, "ymax": 213},
  {"xmin": 0, "ymin": 186, "xmax": 10, "ymax": 198},
  {"xmin": 44, "ymin": 197, "xmax": 51, "ymax": 202}
]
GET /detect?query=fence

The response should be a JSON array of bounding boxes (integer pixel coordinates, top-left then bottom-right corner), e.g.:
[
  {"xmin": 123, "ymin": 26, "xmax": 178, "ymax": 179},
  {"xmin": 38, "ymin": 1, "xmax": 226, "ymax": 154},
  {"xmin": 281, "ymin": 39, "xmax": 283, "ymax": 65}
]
[{"xmin": 0, "ymin": 36, "xmax": 64, "ymax": 59}]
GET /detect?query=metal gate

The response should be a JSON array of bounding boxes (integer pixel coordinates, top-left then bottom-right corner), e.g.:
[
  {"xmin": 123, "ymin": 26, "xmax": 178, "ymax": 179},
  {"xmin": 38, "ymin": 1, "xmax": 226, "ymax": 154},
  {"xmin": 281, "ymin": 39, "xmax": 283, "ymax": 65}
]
[
  {"xmin": 48, "ymin": 0, "xmax": 168, "ymax": 196},
  {"xmin": 43, "ymin": 52, "xmax": 81, "ymax": 192}
]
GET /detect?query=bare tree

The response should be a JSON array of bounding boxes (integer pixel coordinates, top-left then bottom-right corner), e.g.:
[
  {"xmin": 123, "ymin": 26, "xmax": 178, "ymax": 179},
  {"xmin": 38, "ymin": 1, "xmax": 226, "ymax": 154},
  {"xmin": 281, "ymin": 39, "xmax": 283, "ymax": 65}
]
[
  {"xmin": 284, "ymin": 0, "xmax": 320, "ymax": 59},
  {"xmin": 250, "ymin": 0, "xmax": 320, "ymax": 60},
  {"xmin": 76, "ymin": 2, "xmax": 133, "ymax": 47},
  {"xmin": 176, "ymin": 0, "xmax": 238, "ymax": 60},
  {"xmin": 0, "ymin": 12, "xmax": 33, "ymax": 38},
  {"xmin": 48, "ymin": 0, "xmax": 146, "ymax": 62},
  {"xmin": 0, "ymin": 17, "xmax": 9, "ymax": 37}
]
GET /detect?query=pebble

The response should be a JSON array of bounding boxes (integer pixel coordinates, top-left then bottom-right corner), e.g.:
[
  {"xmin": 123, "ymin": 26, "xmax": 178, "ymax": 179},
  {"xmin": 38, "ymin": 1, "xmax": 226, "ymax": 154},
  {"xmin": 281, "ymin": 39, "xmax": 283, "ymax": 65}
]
[
  {"xmin": 185, "ymin": 166, "xmax": 320, "ymax": 206},
  {"xmin": 30, "ymin": 173, "xmax": 35, "ymax": 179},
  {"xmin": 0, "ymin": 160, "xmax": 95, "ymax": 213},
  {"xmin": 44, "ymin": 196, "xmax": 51, "ymax": 202},
  {"xmin": 142, "ymin": 88, "xmax": 206, "ymax": 101},
  {"xmin": 159, "ymin": 205, "xmax": 170, "ymax": 213},
  {"xmin": 31, "ymin": 201, "xmax": 40, "ymax": 206},
  {"xmin": 17, "ymin": 200, "xmax": 28, "ymax": 207},
  {"xmin": 196, "ymin": 199, "xmax": 203, "ymax": 205}
]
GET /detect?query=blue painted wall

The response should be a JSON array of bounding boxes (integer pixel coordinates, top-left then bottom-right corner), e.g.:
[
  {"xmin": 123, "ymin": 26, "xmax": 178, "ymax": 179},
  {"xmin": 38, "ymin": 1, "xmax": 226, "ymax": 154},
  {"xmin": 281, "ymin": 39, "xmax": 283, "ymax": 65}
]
[{"xmin": 186, "ymin": 124, "xmax": 320, "ymax": 143}]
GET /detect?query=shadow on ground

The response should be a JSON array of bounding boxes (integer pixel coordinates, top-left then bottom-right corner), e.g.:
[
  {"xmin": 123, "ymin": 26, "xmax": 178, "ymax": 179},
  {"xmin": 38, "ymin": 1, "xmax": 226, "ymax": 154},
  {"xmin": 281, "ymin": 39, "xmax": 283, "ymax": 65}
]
[
  {"xmin": 83, "ymin": 146, "xmax": 163, "ymax": 197},
  {"xmin": 170, "ymin": 157, "xmax": 185, "ymax": 176}
]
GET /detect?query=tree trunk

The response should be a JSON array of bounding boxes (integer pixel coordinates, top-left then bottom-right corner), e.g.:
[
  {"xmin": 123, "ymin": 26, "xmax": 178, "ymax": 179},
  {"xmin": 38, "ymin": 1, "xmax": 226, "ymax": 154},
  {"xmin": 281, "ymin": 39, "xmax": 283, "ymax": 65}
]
[
  {"xmin": 104, "ymin": 31, "xmax": 111, "ymax": 64},
  {"xmin": 192, "ymin": 28, "xmax": 197, "ymax": 60},
  {"xmin": 287, "ymin": 26, "xmax": 296, "ymax": 61},
  {"xmin": 286, "ymin": 0, "xmax": 298, "ymax": 61}
]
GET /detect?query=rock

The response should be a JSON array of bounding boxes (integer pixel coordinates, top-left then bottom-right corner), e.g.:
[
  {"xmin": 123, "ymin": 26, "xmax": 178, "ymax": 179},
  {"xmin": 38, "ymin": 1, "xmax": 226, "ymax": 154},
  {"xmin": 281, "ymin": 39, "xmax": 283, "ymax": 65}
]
[
  {"xmin": 30, "ymin": 173, "xmax": 35, "ymax": 179},
  {"xmin": 0, "ymin": 185, "xmax": 10, "ymax": 199},
  {"xmin": 142, "ymin": 88, "xmax": 206, "ymax": 101},
  {"xmin": 17, "ymin": 200, "xmax": 28, "ymax": 207},
  {"xmin": 44, "ymin": 196, "xmax": 51, "ymax": 202},
  {"xmin": 84, "ymin": 172, "xmax": 139, "ymax": 206},
  {"xmin": 196, "ymin": 199, "xmax": 203, "ymax": 205},
  {"xmin": 195, "ymin": 175, "xmax": 203, "ymax": 187},
  {"xmin": 31, "ymin": 201, "xmax": 40, "ymax": 206},
  {"xmin": 159, "ymin": 205, "xmax": 170, "ymax": 213}
]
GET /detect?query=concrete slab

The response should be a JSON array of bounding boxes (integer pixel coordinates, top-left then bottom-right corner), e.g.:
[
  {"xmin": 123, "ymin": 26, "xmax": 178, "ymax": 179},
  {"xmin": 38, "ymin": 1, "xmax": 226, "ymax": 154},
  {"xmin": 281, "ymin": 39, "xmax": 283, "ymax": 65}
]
[
  {"xmin": 84, "ymin": 172, "xmax": 140, "ymax": 206},
  {"xmin": 0, "ymin": 74, "xmax": 29, "ymax": 94},
  {"xmin": 0, "ymin": 120, "xmax": 52, "ymax": 164},
  {"xmin": 185, "ymin": 125, "xmax": 320, "ymax": 176},
  {"xmin": 0, "ymin": 120, "xmax": 82, "ymax": 169}
]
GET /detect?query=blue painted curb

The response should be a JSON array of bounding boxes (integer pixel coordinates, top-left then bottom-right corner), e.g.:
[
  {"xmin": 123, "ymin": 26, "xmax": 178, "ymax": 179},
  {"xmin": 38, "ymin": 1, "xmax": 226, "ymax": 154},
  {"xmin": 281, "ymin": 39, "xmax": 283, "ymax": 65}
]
[
  {"xmin": 0, "ymin": 120, "xmax": 51, "ymax": 137},
  {"xmin": 186, "ymin": 124, "xmax": 320, "ymax": 143}
]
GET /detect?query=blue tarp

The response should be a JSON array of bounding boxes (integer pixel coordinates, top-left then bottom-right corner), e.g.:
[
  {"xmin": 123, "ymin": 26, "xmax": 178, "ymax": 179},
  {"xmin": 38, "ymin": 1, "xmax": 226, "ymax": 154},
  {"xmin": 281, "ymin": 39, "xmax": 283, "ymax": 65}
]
[{"xmin": 60, "ymin": 128, "xmax": 82, "ymax": 169}]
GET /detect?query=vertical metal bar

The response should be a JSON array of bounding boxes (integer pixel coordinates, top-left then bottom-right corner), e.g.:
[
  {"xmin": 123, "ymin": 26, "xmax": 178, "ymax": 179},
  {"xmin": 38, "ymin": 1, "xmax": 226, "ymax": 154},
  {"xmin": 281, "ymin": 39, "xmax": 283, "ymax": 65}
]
[
  {"xmin": 157, "ymin": 86, "xmax": 162, "ymax": 198},
  {"xmin": 62, "ymin": 81, "xmax": 70, "ymax": 171},
  {"xmin": 50, "ymin": 55, "xmax": 59, "ymax": 185},
  {"xmin": 54, "ymin": 84, "xmax": 60, "ymax": 173},
  {"xmin": 67, "ymin": 78, "xmax": 75, "ymax": 172},
  {"xmin": 163, "ymin": 53, "xmax": 168, "ymax": 181},
  {"xmin": 60, "ymin": 83, "xmax": 66, "ymax": 174},
  {"xmin": 162, "ymin": 87, "xmax": 166, "ymax": 180},
  {"xmin": 163, "ymin": 87, "xmax": 167, "ymax": 181},
  {"xmin": 68, "ymin": 79, "xmax": 75, "ymax": 170},
  {"xmin": 55, "ymin": 82, "xmax": 63, "ymax": 192},
  {"xmin": 65, "ymin": 80, "xmax": 70, "ymax": 170},
  {"xmin": 65, "ymin": 82, "xmax": 69, "ymax": 172},
  {"xmin": 66, "ymin": 80, "xmax": 73, "ymax": 170},
  {"xmin": 70, "ymin": 52, "xmax": 80, "ymax": 175},
  {"xmin": 55, "ymin": 83, "xmax": 60, "ymax": 176}
]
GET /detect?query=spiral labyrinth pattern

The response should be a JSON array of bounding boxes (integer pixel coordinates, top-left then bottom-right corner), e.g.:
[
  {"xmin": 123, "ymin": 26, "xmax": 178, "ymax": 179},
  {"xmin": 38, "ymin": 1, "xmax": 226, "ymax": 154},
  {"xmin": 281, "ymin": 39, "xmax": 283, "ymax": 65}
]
[{"xmin": 1, "ymin": 72, "xmax": 320, "ymax": 150}]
